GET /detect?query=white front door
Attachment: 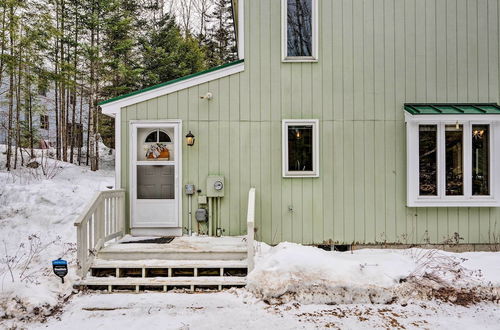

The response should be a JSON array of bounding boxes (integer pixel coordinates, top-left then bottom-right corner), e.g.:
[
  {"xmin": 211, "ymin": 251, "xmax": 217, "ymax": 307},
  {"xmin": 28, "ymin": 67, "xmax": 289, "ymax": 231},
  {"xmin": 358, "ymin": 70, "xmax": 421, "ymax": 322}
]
[{"xmin": 131, "ymin": 121, "xmax": 181, "ymax": 228}]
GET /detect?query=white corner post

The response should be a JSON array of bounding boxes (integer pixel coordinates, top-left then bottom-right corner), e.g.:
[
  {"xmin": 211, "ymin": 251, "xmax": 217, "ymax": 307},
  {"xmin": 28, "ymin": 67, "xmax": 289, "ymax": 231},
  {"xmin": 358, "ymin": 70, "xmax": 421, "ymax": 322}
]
[{"xmin": 246, "ymin": 187, "xmax": 256, "ymax": 272}]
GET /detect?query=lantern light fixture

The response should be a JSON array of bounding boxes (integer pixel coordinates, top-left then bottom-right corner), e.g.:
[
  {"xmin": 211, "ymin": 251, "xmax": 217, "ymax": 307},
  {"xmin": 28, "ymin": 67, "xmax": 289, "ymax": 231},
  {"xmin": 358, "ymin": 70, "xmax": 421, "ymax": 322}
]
[{"xmin": 186, "ymin": 131, "xmax": 195, "ymax": 146}]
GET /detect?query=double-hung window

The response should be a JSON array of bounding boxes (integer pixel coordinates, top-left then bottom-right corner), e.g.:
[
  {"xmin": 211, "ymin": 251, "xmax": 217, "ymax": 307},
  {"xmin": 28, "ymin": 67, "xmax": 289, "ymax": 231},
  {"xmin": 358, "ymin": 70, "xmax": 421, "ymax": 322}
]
[
  {"xmin": 405, "ymin": 104, "xmax": 500, "ymax": 207},
  {"xmin": 282, "ymin": 0, "xmax": 318, "ymax": 62},
  {"xmin": 282, "ymin": 119, "xmax": 319, "ymax": 177}
]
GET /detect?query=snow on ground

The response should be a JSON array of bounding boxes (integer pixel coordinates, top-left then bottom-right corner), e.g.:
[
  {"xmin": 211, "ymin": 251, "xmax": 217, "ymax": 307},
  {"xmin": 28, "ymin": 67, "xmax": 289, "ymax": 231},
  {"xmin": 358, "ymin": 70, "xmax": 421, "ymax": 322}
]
[
  {"xmin": 0, "ymin": 143, "xmax": 499, "ymax": 329},
  {"xmin": 0, "ymin": 144, "xmax": 114, "ymax": 323},
  {"xmin": 248, "ymin": 243, "xmax": 500, "ymax": 304},
  {"xmin": 28, "ymin": 291, "xmax": 500, "ymax": 330}
]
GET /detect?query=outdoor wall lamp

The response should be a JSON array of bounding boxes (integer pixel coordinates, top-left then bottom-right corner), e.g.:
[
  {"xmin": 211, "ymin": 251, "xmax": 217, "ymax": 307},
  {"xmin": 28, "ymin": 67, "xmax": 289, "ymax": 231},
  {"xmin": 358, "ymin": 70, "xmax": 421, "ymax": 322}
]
[
  {"xmin": 200, "ymin": 92, "xmax": 213, "ymax": 100},
  {"xmin": 186, "ymin": 131, "xmax": 195, "ymax": 146}
]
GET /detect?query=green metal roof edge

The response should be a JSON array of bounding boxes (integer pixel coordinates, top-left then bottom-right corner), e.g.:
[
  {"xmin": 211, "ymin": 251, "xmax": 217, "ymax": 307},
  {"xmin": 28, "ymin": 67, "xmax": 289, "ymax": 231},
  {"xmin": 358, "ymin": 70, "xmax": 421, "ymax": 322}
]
[
  {"xmin": 98, "ymin": 59, "xmax": 245, "ymax": 106},
  {"xmin": 404, "ymin": 103, "xmax": 500, "ymax": 115}
]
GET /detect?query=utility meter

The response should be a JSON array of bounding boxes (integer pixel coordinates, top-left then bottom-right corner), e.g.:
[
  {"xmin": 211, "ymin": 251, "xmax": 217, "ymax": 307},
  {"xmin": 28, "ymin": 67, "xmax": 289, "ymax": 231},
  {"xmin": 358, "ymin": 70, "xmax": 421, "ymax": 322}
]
[
  {"xmin": 214, "ymin": 180, "xmax": 223, "ymax": 191},
  {"xmin": 207, "ymin": 175, "xmax": 224, "ymax": 197},
  {"xmin": 195, "ymin": 208, "xmax": 208, "ymax": 222}
]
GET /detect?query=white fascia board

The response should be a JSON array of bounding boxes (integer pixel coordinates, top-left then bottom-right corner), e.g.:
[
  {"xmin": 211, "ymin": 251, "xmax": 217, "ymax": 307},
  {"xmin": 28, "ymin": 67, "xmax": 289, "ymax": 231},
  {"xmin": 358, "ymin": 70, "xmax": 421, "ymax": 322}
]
[
  {"xmin": 114, "ymin": 111, "xmax": 121, "ymax": 189},
  {"xmin": 101, "ymin": 62, "xmax": 245, "ymax": 116},
  {"xmin": 405, "ymin": 112, "xmax": 500, "ymax": 122}
]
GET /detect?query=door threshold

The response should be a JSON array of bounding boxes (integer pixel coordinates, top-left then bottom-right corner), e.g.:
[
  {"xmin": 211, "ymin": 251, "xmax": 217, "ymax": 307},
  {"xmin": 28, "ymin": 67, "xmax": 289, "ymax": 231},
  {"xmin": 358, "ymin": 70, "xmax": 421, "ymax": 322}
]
[{"xmin": 130, "ymin": 227, "xmax": 183, "ymax": 237}]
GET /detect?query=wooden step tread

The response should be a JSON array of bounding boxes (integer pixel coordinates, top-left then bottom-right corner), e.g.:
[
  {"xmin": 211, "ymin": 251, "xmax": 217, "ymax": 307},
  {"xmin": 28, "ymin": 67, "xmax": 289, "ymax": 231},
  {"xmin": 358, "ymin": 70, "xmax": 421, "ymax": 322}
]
[
  {"xmin": 99, "ymin": 244, "xmax": 247, "ymax": 254},
  {"xmin": 77, "ymin": 276, "xmax": 247, "ymax": 286},
  {"xmin": 91, "ymin": 259, "xmax": 248, "ymax": 269}
]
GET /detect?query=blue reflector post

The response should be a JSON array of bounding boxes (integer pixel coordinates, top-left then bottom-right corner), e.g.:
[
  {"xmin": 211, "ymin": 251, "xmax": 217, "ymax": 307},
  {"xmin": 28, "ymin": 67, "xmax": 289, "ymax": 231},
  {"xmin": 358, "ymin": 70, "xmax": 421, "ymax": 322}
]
[{"xmin": 52, "ymin": 259, "xmax": 68, "ymax": 266}]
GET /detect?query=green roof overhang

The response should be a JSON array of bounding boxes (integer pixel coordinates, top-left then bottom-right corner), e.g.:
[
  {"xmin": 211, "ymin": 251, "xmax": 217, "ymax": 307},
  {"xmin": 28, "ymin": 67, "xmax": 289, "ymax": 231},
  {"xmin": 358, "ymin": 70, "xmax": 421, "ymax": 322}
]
[{"xmin": 404, "ymin": 103, "xmax": 500, "ymax": 115}]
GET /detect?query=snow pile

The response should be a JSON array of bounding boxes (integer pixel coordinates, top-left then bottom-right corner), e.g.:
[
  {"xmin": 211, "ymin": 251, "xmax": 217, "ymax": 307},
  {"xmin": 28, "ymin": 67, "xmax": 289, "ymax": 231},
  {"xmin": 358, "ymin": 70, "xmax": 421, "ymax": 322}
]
[
  {"xmin": 247, "ymin": 243, "xmax": 500, "ymax": 305},
  {"xmin": 0, "ymin": 145, "xmax": 114, "ymax": 322}
]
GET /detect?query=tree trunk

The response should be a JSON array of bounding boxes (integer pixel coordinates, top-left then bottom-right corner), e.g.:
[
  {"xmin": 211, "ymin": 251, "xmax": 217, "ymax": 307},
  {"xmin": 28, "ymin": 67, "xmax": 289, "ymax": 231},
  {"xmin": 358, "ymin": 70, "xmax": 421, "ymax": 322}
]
[
  {"xmin": 70, "ymin": 8, "xmax": 78, "ymax": 164},
  {"xmin": 55, "ymin": 0, "xmax": 60, "ymax": 160},
  {"xmin": 29, "ymin": 93, "xmax": 33, "ymax": 157},
  {"xmin": 94, "ymin": 13, "xmax": 100, "ymax": 171},
  {"xmin": 60, "ymin": 0, "xmax": 67, "ymax": 162},
  {"xmin": 85, "ymin": 93, "xmax": 90, "ymax": 166},
  {"xmin": 0, "ymin": 5, "xmax": 7, "ymax": 87},
  {"xmin": 88, "ymin": 0, "xmax": 96, "ymax": 171},
  {"xmin": 14, "ymin": 45, "xmax": 22, "ymax": 169},
  {"xmin": 6, "ymin": 4, "xmax": 14, "ymax": 171},
  {"xmin": 78, "ymin": 86, "xmax": 83, "ymax": 165}
]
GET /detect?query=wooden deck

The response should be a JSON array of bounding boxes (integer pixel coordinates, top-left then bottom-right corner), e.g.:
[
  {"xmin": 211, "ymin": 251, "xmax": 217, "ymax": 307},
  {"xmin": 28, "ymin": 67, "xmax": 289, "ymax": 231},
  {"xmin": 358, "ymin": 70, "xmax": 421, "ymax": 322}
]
[
  {"xmin": 74, "ymin": 188, "xmax": 256, "ymax": 292},
  {"xmin": 97, "ymin": 236, "xmax": 247, "ymax": 260},
  {"xmin": 75, "ymin": 235, "xmax": 250, "ymax": 292}
]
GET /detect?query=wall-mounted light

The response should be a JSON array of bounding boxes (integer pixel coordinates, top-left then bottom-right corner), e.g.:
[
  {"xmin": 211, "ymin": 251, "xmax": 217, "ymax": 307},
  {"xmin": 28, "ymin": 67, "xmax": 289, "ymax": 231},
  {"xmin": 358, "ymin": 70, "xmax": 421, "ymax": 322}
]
[
  {"xmin": 200, "ymin": 92, "xmax": 213, "ymax": 100},
  {"xmin": 186, "ymin": 131, "xmax": 195, "ymax": 146}
]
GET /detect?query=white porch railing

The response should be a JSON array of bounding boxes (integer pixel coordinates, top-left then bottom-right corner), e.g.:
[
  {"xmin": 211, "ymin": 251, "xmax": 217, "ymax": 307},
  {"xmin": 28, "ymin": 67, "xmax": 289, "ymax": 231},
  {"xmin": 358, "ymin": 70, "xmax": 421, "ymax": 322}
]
[
  {"xmin": 74, "ymin": 189, "xmax": 126, "ymax": 277},
  {"xmin": 246, "ymin": 187, "xmax": 256, "ymax": 272}
]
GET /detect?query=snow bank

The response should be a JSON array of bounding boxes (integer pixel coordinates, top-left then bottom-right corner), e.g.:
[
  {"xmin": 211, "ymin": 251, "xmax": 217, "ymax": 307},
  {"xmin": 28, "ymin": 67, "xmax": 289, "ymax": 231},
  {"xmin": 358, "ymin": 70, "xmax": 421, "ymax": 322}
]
[
  {"xmin": 0, "ymin": 145, "xmax": 114, "ymax": 322},
  {"xmin": 247, "ymin": 242, "xmax": 500, "ymax": 304}
]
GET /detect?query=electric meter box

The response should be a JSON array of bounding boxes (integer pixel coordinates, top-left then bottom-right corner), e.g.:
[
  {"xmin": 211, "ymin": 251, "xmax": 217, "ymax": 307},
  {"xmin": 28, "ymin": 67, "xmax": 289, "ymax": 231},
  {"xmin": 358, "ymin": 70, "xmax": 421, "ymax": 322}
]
[
  {"xmin": 206, "ymin": 175, "xmax": 224, "ymax": 197},
  {"xmin": 185, "ymin": 184, "xmax": 195, "ymax": 195},
  {"xmin": 198, "ymin": 195, "xmax": 207, "ymax": 204},
  {"xmin": 195, "ymin": 208, "xmax": 208, "ymax": 222}
]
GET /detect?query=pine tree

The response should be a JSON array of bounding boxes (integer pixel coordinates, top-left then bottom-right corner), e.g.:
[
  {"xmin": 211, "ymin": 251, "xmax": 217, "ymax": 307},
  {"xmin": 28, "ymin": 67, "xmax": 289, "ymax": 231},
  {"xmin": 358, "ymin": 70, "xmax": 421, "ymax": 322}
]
[
  {"xmin": 140, "ymin": 15, "xmax": 206, "ymax": 87},
  {"xmin": 101, "ymin": 0, "xmax": 141, "ymax": 98}
]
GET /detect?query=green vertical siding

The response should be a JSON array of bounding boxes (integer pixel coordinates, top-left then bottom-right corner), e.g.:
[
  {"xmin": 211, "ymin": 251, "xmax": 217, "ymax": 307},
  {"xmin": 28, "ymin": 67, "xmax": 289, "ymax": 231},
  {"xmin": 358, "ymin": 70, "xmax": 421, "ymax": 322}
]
[{"xmin": 119, "ymin": 0, "xmax": 500, "ymax": 245}]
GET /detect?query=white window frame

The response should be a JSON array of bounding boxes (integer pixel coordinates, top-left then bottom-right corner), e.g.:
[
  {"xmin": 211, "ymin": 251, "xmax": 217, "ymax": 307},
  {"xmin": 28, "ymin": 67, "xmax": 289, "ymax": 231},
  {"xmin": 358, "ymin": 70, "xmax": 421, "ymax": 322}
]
[
  {"xmin": 281, "ymin": 0, "xmax": 319, "ymax": 62},
  {"xmin": 405, "ymin": 113, "xmax": 500, "ymax": 207},
  {"xmin": 282, "ymin": 119, "xmax": 319, "ymax": 177}
]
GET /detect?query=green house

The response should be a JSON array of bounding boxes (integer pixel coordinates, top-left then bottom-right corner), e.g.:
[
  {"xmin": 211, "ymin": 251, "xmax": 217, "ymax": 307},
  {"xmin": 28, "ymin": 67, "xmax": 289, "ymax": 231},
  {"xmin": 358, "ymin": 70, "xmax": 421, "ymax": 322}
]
[{"xmin": 100, "ymin": 0, "xmax": 500, "ymax": 247}]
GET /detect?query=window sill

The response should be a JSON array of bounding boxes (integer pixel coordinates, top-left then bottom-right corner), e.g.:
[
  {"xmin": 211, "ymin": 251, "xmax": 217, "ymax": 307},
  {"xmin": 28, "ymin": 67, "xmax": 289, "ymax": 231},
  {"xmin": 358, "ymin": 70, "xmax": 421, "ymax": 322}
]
[
  {"xmin": 408, "ymin": 198, "xmax": 500, "ymax": 207},
  {"xmin": 283, "ymin": 173, "xmax": 319, "ymax": 178},
  {"xmin": 282, "ymin": 57, "xmax": 318, "ymax": 63}
]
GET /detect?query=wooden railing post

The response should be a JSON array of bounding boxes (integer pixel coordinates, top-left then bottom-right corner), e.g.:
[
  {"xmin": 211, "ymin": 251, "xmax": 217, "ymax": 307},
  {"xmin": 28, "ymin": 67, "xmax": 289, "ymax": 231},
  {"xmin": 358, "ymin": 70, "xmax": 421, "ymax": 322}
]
[
  {"xmin": 246, "ymin": 187, "xmax": 256, "ymax": 272},
  {"xmin": 98, "ymin": 196, "xmax": 105, "ymax": 248},
  {"xmin": 76, "ymin": 225, "xmax": 83, "ymax": 277},
  {"xmin": 118, "ymin": 191, "xmax": 126, "ymax": 235}
]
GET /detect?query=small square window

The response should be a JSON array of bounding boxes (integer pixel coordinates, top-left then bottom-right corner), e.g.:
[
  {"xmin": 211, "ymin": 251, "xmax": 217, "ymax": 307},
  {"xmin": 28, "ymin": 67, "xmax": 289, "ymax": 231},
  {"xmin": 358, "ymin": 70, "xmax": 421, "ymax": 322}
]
[
  {"xmin": 282, "ymin": 0, "xmax": 318, "ymax": 62},
  {"xmin": 282, "ymin": 119, "xmax": 319, "ymax": 177}
]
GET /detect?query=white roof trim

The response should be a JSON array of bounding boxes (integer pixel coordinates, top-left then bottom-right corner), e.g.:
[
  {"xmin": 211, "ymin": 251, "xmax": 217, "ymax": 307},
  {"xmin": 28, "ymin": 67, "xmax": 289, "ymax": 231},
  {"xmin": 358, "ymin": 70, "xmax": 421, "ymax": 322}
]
[
  {"xmin": 101, "ymin": 62, "xmax": 245, "ymax": 115},
  {"xmin": 405, "ymin": 112, "xmax": 500, "ymax": 123}
]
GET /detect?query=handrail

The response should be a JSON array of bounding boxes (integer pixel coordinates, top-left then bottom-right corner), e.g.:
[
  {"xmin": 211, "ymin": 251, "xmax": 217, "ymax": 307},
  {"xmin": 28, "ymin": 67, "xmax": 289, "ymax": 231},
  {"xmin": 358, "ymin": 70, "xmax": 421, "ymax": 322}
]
[
  {"xmin": 74, "ymin": 189, "xmax": 126, "ymax": 277},
  {"xmin": 246, "ymin": 187, "xmax": 256, "ymax": 272}
]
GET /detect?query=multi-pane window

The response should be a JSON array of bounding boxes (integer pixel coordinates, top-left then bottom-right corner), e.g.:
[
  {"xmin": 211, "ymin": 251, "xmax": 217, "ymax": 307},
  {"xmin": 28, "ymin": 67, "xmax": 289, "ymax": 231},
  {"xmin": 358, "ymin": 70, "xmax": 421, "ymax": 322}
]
[
  {"xmin": 282, "ymin": 0, "xmax": 318, "ymax": 61},
  {"xmin": 445, "ymin": 124, "xmax": 464, "ymax": 196},
  {"xmin": 407, "ymin": 119, "xmax": 498, "ymax": 206},
  {"xmin": 145, "ymin": 129, "xmax": 171, "ymax": 143},
  {"xmin": 418, "ymin": 125, "xmax": 437, "ymax": 196},
  {"xmin": 40, "ymin": 115, "xmax": 49, "ymax": 130},
  {"xmin": 472, "ymin": 125, "xmax": 490, "ymax": 195},
  {"xmin": 282, "ymin": 120, "xmax": 319, "ymax": 177}
]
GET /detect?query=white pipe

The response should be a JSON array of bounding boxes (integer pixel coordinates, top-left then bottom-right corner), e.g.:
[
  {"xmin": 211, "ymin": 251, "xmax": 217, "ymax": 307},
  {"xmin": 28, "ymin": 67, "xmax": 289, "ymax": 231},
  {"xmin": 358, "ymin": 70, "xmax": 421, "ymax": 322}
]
[
  {"xmin": 188, "ymin": 195, "xmax": 192, "ymax": 235},
  {"xmin": 208, "ymin": 197, "xmax": 212, "ymax": 236},
  {"xmin": 217, "ymin": 197, "xmax": 222, "ymax": 237}
]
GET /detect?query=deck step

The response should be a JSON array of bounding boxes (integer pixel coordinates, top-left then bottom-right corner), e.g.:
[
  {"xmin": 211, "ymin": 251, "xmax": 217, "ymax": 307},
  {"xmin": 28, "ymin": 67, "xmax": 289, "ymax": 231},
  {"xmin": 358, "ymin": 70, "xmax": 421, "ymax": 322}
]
[
  {"xmin": 75, "ymin": 276, "xmax": 246, "ymax": 292},
  {"xmin": 91, "ymin": 258, "xmax": 248, "ymax": 269},
  {"xmin": 97, "ymin": 250, "xmax": 247, "ymax": 261},
  {"xmin": 98, "ymin": 236, "xmax": 248, "ymax": 261}
]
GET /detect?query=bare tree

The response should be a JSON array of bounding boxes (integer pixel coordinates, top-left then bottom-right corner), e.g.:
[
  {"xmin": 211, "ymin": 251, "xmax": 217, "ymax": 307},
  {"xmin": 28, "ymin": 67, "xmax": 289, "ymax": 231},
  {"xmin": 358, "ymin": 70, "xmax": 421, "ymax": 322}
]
[
  {"xmin": 178, "ymin": 0, "xmax": 193, "ymax": 35},
  {"xmin": 192, "ymin": 0, "xmax": 211, "ymax": 37}
]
